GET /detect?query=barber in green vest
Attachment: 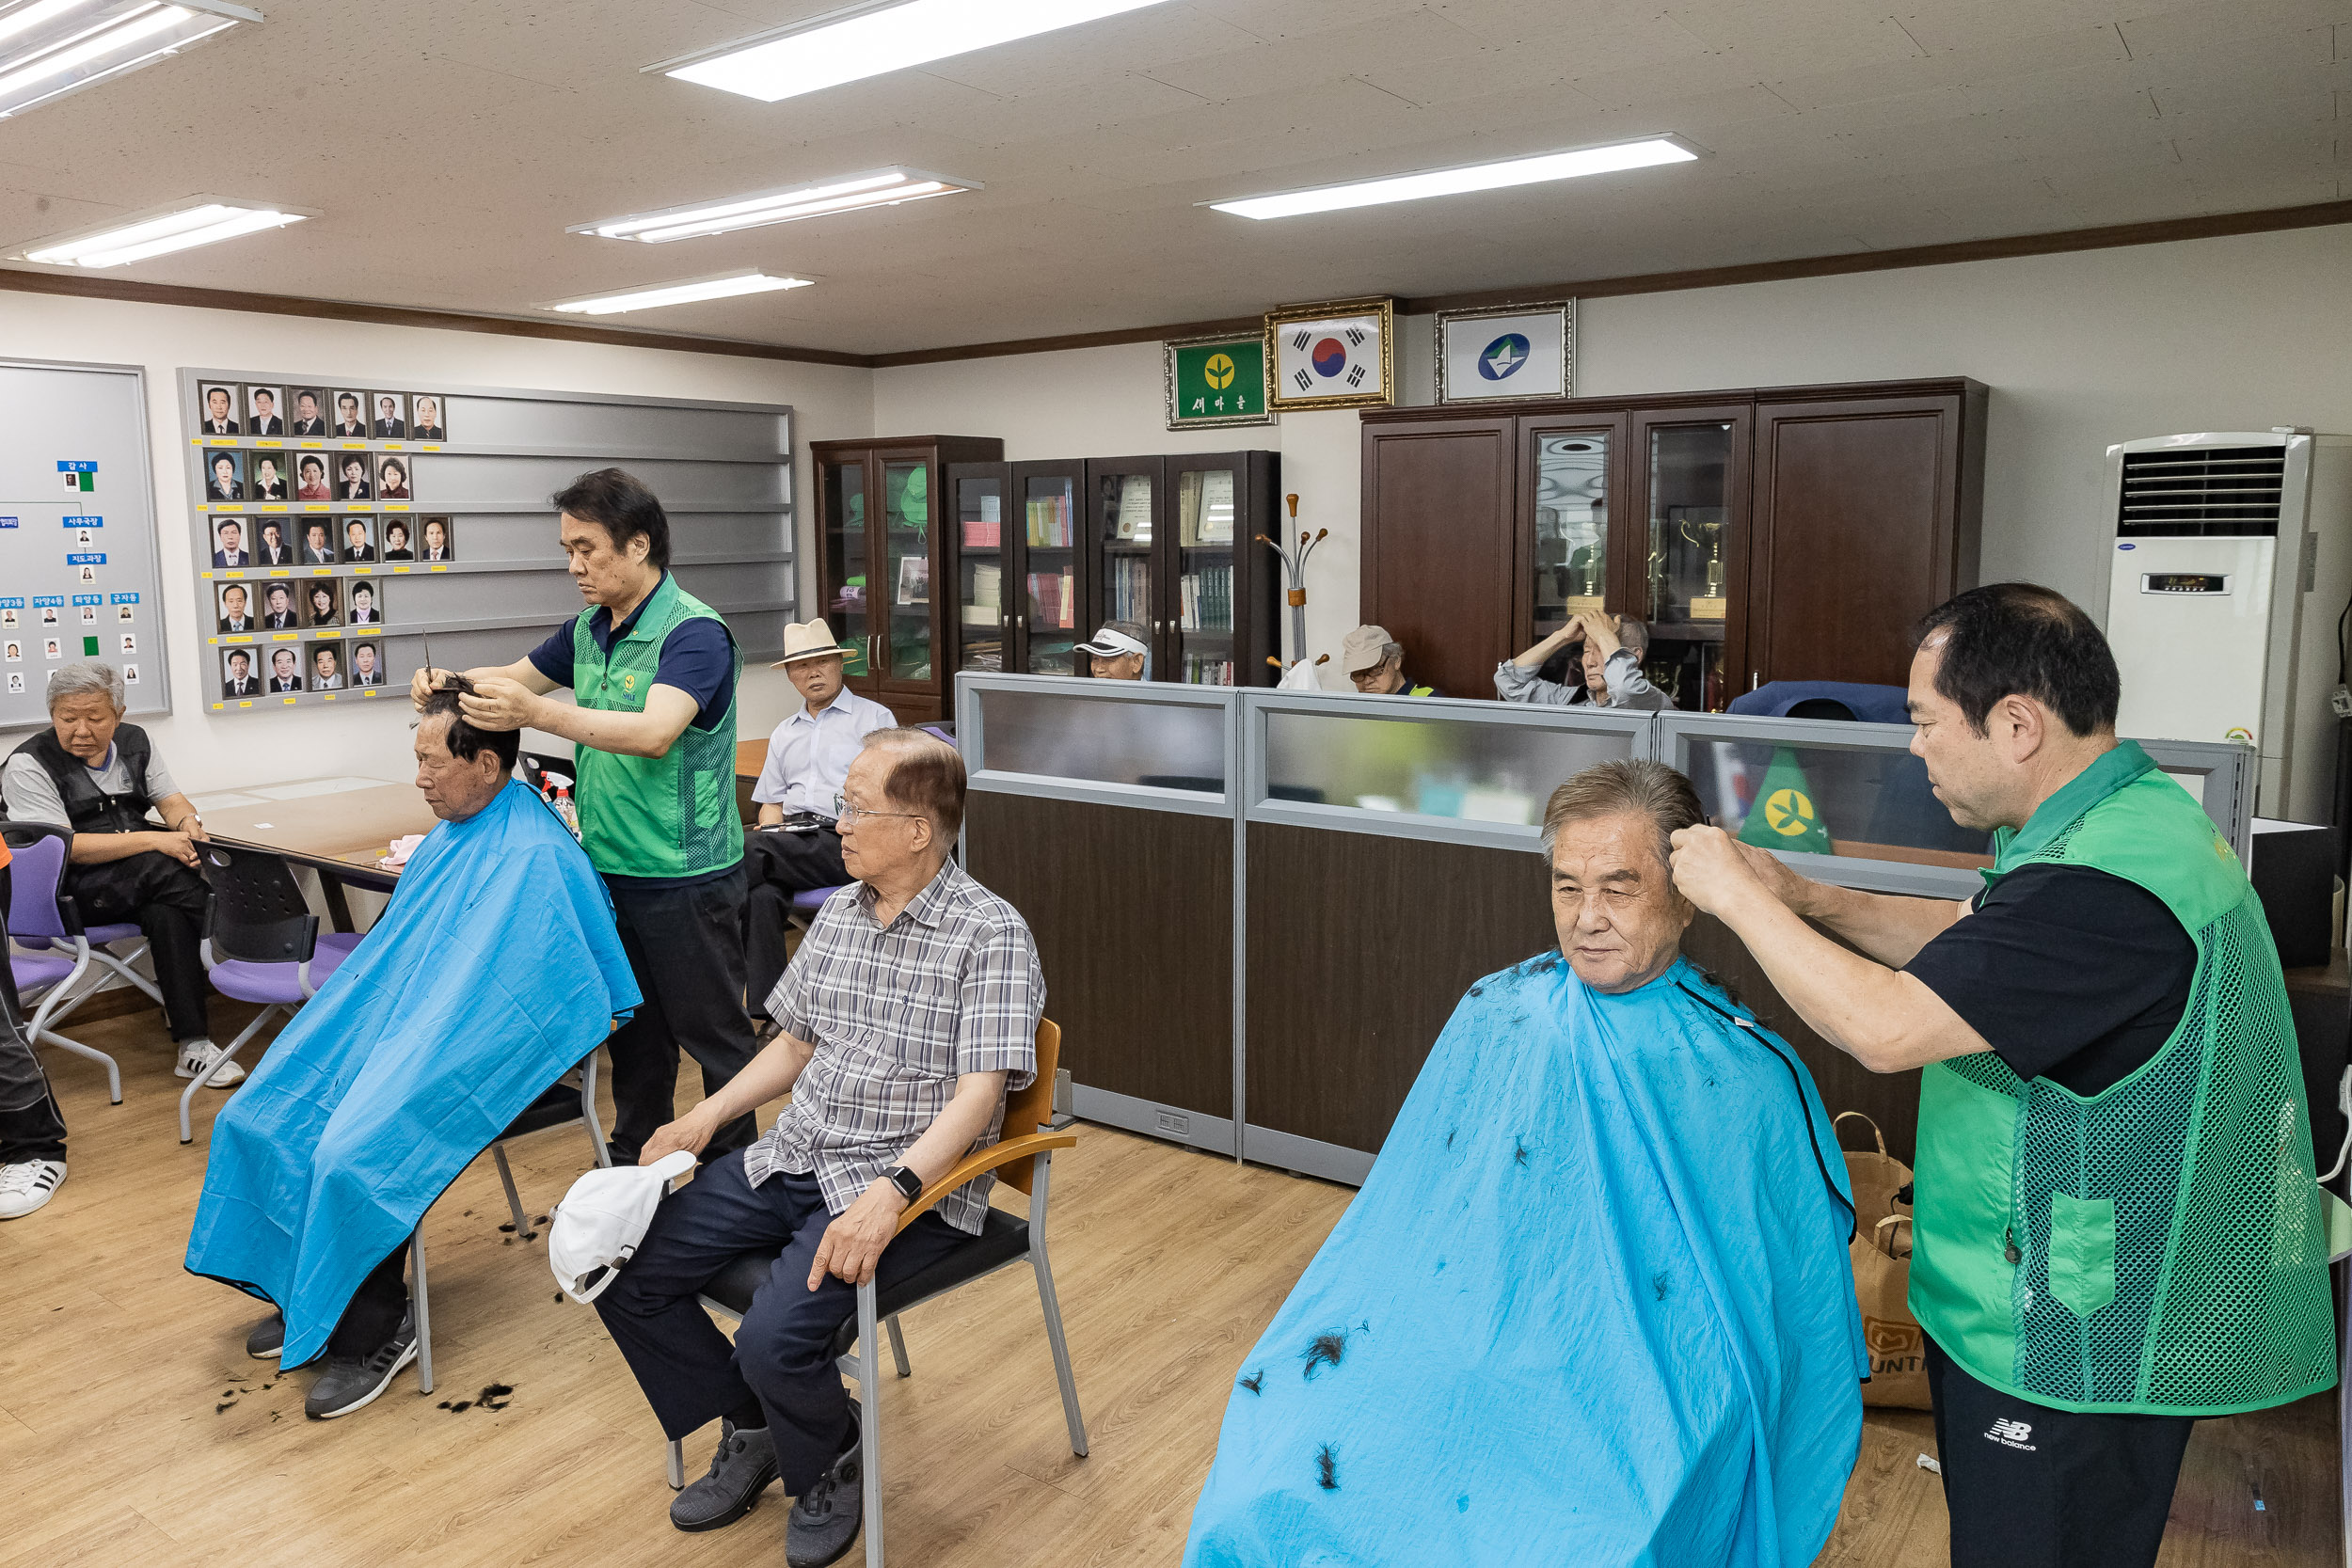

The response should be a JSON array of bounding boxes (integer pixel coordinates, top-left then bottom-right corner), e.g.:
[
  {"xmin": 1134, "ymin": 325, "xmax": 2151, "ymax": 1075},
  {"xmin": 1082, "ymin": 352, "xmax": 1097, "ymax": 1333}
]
[
  {"xmin": 412, "ymin": 467, "xmax": 757, "ymax": 1164},
  {"xmin": 1666, "ymin": 583, "xmax": 2332, "ymax": 1568}
]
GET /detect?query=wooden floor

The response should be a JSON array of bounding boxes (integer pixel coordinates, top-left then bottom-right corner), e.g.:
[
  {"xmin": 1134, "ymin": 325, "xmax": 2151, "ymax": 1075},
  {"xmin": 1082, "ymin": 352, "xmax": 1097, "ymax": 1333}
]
[{"xmin": 0, "ymin": 1002, "xmax": 2338, "ymax": 1567}]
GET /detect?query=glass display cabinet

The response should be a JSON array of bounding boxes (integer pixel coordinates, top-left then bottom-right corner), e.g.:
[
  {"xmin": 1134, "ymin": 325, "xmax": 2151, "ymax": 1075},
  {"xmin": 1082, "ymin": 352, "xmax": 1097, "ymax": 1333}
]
[
  {"xmin": 811, "ymin": 435, "xmax": 1002, "ymax": 722},
  {"xmin": 946, "ymin": 449, "xmax": 1279, "ymax": 686},
  {"xmin": 1361, "ymin": 379, "xmax": 1987, "ymax": 712}
]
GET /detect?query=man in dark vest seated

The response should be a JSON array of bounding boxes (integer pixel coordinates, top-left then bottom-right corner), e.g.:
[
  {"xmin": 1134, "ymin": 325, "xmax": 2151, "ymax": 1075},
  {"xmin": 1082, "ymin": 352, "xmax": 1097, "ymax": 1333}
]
[{"xmin": 0, "ymin": 664, "xmax": 241, "ymax": 1087}]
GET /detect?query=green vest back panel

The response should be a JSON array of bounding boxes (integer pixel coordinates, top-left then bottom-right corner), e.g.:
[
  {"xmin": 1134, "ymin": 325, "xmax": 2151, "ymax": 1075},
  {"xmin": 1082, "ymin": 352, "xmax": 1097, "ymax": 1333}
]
[
  {"xmin": 1910, "ymin": 743, "xmax": 2335, "ymax": 1416},
  {"xmin": 568, "ymin": 574, "xmax": 743, "ymax": 880}
]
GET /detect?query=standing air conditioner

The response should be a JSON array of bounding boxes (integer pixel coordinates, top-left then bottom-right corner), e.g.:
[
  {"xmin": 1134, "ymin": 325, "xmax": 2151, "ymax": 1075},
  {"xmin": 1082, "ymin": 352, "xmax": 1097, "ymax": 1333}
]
[{"xmin": 2105, "ymin": 429, "xmax": 2352, "ymax": 821}]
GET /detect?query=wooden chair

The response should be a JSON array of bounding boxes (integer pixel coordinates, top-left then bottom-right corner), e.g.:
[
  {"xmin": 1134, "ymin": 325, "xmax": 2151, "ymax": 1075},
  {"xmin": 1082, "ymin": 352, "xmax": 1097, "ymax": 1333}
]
[{"xmin": 667, "ymin": 1018, "xmax": 1087, "ymax": 1568}]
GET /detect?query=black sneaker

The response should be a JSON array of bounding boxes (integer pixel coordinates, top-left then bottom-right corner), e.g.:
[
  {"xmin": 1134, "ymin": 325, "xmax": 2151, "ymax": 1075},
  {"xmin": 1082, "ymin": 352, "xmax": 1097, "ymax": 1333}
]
[
  {"xmin": 670, "ymin": 1418, "xmax": 779, "ymax": 1532},
  {"xmin": 304, "ymin": 1314, "xmax": 418, "ymax": 1418},
  {"xmin": 786, "ymin": 1402, "xmax": 864, "ymax": 1568},
  {"xmin": 246, "ymin": 1312, "xmax": 285, "ymax": 1360}
]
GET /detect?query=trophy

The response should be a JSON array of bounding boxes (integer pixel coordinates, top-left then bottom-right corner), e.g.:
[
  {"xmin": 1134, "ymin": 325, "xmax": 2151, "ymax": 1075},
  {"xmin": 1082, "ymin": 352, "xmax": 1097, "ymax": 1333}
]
[{"xmin": 1677, "ymin": 515, "xmax": 1725, "ymax": 599}]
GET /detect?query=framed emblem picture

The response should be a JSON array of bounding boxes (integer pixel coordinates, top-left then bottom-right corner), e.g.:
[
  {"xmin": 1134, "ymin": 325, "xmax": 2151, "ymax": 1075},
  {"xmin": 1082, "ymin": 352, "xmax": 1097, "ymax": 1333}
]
[
  {"xmin": 1165, "ymin": 333, "xmax": 1274, "ymax": 430},
  {"xmin": 1265, "ymin": 297, "xmax": 1393, "ymax": 411},
  {"xmin": 1436, "ymin": 301, "xmax": 1573, "ymax": 404}
]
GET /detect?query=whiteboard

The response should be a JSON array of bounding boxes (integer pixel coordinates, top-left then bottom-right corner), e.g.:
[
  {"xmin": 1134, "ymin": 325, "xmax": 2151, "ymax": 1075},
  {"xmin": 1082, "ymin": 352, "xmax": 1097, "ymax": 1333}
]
[{"xmin": 0, "ymin": 358, "xmax": 169, "ymax": 730}]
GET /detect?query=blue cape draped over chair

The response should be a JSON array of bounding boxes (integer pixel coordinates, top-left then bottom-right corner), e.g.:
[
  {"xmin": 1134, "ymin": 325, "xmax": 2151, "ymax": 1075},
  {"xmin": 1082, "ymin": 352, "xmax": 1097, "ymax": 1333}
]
[
  {"xmin": 184, "ymin": 781, "xmax": 641, "ymax": 1367},
  {"xmin": 1184, "ymin": 953, "xmax": 1867, "ymax": 1568}
]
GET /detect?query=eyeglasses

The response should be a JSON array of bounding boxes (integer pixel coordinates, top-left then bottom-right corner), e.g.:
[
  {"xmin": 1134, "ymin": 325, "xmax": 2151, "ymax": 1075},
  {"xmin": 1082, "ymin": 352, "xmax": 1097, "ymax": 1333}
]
[{"xmin": 834, "ymin": 792, "xmax": 926, "ymax": 827}]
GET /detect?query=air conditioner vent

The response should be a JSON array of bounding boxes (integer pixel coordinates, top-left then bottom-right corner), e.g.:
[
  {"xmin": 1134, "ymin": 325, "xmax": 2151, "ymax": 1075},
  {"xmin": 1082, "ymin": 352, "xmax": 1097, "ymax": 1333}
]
[{"xmin": 2117, "ymin": 445, "xmax": 2284, "ymax": 537}]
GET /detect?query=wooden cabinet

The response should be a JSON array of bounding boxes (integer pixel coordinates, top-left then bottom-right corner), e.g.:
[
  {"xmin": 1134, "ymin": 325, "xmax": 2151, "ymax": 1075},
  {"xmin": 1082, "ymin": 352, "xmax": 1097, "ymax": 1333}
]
[
  {"xmin": 811, "ymin": 435, "xmax": 1003, "ymax": 723},
  {"xmin": 946, "ymin": 449, "xmax": 1281, "ymax": 686},
  {"xmin": 1361, "ymin": 378, "xmax": 1987, "ymax": 707}
]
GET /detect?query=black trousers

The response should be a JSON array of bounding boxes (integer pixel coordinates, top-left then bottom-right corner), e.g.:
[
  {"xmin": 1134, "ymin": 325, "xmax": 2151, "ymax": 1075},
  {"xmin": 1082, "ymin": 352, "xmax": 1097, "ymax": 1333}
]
[
  {"xmin": 604, "ymin": 867, "xmax": 755, "ymax": 1164},
  {"xmin": 64, "ymin": 848, "xmax": 212, "ymax": 1042},
  {"xmin": 1927, "ymin": 1336, "xmax": 2195, "ymax": 1568},
  {"xmin": 326, "ymin": 1240, "xmax": 412, "ymax": 1358},
  {"xmin": 0, "ymin": 866, "xmax": 69, "ymax": 1164},
  {"xmin": 593, "ymin": 1153, "xmax": 966, "ymax": 1496},
  {"xmin": 741, "ymin": 827, "xmax": 847, "ymax": 1022}
]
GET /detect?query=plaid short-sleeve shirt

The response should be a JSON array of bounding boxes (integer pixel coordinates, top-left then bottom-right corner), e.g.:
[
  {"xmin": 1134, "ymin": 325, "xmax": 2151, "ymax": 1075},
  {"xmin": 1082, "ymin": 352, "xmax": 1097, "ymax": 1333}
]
[{"xmin": 746, "ymin": 859, "xmax": 1043, "ymax": 1235}]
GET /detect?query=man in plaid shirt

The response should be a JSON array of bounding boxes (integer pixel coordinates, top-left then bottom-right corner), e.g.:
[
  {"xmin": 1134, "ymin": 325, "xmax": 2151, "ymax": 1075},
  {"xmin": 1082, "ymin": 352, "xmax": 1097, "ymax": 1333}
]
[{"xmin": 593, "ymin": 728, "xmax": 1042, "ymax": 1568}]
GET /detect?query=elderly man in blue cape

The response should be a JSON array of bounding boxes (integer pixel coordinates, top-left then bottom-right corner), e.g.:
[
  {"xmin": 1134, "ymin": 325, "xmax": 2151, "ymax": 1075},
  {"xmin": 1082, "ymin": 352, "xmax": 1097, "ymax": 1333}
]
[
  {"xmin": 185, "ymin": 690, "xmax": 640, "ymax": 1420},
  {"xmin": 1184, "ymin": 759, "xmax": 1866, "ymax": 1568}
]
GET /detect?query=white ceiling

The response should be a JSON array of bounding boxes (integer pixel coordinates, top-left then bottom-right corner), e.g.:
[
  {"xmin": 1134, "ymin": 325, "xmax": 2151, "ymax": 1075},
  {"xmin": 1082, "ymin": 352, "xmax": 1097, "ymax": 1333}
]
[{"xmin": 0, "ymin": 0, "xmax": 2343, "ymax": 355}]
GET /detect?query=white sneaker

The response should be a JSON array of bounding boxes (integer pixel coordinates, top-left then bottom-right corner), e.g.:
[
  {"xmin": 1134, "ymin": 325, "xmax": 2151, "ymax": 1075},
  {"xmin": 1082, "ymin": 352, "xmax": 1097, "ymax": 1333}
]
[
  {"xmin": 176, "ymin": 1038, "xmax": 246, "ymax": 1087},
  {"xmin": 0, "ymin": 1159, "xmax": 66, "ymax": 1219}
]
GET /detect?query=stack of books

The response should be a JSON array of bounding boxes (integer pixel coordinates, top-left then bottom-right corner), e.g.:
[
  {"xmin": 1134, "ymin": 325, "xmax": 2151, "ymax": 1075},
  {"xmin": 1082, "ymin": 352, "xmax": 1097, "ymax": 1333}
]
[
  {"xmin": 963, "ymin": 564, "xmax": 1000, "ymax": 627},
  {"xmin": 1179, "ymin": 653, "xmax": 1237, "ymax": 685},
  {"xmin": 1105, "ymin": 556, "xmax": 1152, "ymax": 623}
]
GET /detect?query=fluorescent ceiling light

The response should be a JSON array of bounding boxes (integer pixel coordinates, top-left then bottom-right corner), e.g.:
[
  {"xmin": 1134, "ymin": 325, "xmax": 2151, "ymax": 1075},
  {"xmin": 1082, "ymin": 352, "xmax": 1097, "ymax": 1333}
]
[
  {"xmin": 570, "ymin": 167, "xmax": 978, "ymax": 244},
  {"xmin": 17, "ymin": 195, "xmax": 309, "ymax": 267},
  {"xmin": 548, "ymin": 270, "xmax": 814, "ymax": 316},
  {"xmin": 1207, "ymin": 137, "xmax": 1701, "ymax": 220},
  {"xmin": 0, "ymin": 0, "xmax": 258, "ymax": 121},
  {"xmin": 652, "ymin": 0, "xmax": 1174, "ymax": 103}
]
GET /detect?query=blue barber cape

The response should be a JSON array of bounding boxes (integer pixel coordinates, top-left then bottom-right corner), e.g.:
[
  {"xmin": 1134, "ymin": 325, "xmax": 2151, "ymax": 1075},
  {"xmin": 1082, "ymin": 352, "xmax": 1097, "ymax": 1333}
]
[
  {"xmin": 185, "ymin": 781, "xmax": 640, "ymax": 1367},
  {"xmin": 1184, "ymin": 954, "xmax": 1866, "ymax": 1568}
]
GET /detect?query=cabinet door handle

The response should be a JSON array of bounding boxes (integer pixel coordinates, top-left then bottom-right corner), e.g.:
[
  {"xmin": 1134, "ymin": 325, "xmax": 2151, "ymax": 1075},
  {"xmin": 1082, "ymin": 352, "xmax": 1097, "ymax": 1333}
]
[{"xmin": 1750, "ymin": 672, "xmax": 1760, "ymax": 691}]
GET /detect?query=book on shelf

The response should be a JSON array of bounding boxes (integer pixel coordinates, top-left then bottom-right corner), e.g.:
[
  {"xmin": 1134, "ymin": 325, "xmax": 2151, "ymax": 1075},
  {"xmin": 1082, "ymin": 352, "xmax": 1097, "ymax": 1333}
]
[
  {"xmin": 962, "ymin": 517, "xmax": 1000, "ymax": 547},
  {"xmin": 1177, "ymin": 563, "xmax": 1233, "ymax": 632},
  {"xmin": 1026, "ymin": 569, "xmax": 1076, "ymax": 631},
  {"xmin": 1025, "ymin": 490, "xmax": 1073, "ymax": 547}
]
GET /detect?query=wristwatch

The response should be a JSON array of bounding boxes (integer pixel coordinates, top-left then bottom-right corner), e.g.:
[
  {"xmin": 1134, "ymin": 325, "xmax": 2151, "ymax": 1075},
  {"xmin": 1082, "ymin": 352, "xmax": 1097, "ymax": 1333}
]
[{"xmin": 885, "ymin": 1164, "xmax": 924, "ymax": 1203}]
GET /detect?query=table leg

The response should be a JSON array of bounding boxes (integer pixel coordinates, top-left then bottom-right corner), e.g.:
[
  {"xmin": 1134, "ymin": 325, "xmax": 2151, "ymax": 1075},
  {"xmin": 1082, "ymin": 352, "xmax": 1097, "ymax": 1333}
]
[{"xmin": 318, "ymin": 873, "xmax": 357, "ymax": 934}]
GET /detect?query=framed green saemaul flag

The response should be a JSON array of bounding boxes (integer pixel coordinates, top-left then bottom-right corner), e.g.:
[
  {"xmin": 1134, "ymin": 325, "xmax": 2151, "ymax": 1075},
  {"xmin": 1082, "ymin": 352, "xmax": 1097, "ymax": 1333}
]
[{"xmin": 1165, "ymin": 333, "xmax": 1275, "ymax": 431}]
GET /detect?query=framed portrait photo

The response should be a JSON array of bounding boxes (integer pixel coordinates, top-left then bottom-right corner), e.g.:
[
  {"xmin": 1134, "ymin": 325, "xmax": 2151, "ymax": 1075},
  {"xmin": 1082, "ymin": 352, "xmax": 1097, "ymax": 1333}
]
[
  {"xmin": 415, "ymin": 515, "xmax": 454, "ymax": 562},
  {"xmin": 1436, "ymin": 300, "xmax": 1574, "ymax": 404},
  {"xmin": 409, "ymin": 393, "xmax": 448, "ymax": 442},
  {"xmin": 371, "ymin": 391, "xmax": 407, "ymax": 440},
  {"xmin": 209, "ymin": 515, "xmax": 252, "ymax": 567},
  {"xmin": 303, "ymin": 577, "xmax": 342, "ymax": 628},
  {"xmin": 293, "ymin": 451, "xmax": 332, "ymax": 502},
  {"xmin": 340, "ymin": 515, "xmax": 376, "ymax": 562},
  {"xmin": 330, "ymin": 389, "xmax": 368, "ymax": 438},
  {"xmin": 220, "ymin": 646, "xmax": 260, "ymax": 698},
  {"xmin": 348, "ymin": 639, "xmax": 387, "ymax": 688},
  {"xmin": 1265, "ymin": 297, "xmax": 1394, "ymax": 411},
  {"xmin": 290, "ymin": 386, "xmax": 328, "ymax": 436},
  {"xmin": 297, "ymin": 517, "xmax": 338, "ymax": 565},
  {"xmin": 246, "ymin": 384, "xmax": 287, "ymax": 436},
  {"xmin": 198, "ymin": 382, "xmax": 241, "ymax": 436},
  {"xmin": 1165, "ymin": 333, "xmax": 1275, "ymax": 431},
  {"xmin": 332, "ymin": 451, "xmax": 373, "ymax": 501},
  {"xmin": 307, "ymin": 641, "xmax": 345, "ymax": 691},
  {"xmin": 202, "ymin": 448, "xmax": 246, "ymax": 503},
  {"xmin": 345, "ymin": 578, "xmax": 386, "ymax": 626},
  {"xmin": 215, "ymin": 580, "xmax": 257, "ymax": 632},
  {"xmin": 374, "ymin": 452, "xmax": 413, "ymax": 500},
  {"xmin": 248, "ymin": 451, "xmax": 290, "ymax": 502}
]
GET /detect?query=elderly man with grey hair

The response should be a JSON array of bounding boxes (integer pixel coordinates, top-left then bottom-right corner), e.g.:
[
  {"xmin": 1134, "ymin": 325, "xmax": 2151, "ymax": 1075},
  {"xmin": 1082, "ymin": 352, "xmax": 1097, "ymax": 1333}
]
[
  {"xmin": 1496, "ymin": 611, "xmax": 1671, "ymax": 711},
  {"xmin": 1, "ymin": 663, "xmax": 237, "ymax": 1097}
]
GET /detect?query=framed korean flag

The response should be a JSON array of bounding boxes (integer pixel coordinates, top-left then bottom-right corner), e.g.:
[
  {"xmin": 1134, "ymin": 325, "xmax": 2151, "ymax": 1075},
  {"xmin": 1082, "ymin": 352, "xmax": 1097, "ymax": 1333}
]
[
  {"xmin": 1436, "ymin": 300, "xmax": 1574, "ymax": 404},
  {"xmin": 1265, "ymin": 297, "xmax": 1393, "ymax": 411}
]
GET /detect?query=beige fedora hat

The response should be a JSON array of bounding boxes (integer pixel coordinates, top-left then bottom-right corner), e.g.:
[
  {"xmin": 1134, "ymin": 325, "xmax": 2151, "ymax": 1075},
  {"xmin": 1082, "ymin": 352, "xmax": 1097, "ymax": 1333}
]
[{"xmin": 771, "ymin": 619, "xmax": 850, "ymax": 667}]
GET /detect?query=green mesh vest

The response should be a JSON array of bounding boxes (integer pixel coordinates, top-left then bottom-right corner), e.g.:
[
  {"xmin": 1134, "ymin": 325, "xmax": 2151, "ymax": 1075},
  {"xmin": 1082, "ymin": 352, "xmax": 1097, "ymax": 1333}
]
[
  {"xmin": 569, "ymin": 574, "xmax": 743, "ymax": 880},
  {"xmin": 1909, "ymin": 741, "xmax": 2335, "ymax": 1416}
]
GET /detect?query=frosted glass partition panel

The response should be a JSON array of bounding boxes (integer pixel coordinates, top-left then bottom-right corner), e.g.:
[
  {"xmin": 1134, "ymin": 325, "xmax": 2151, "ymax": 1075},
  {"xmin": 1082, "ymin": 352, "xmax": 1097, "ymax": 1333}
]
[
  {"xmin": 975, "ymin": 687, "xmax": 1228, "ymax": 792},
  {"xmin": 1261, "ymin": 708, "xmax": 1636, "ymax": 827},
  {"xmin": 1679, "ymin": 736, "xmax": 1994, "ymax": 870}
]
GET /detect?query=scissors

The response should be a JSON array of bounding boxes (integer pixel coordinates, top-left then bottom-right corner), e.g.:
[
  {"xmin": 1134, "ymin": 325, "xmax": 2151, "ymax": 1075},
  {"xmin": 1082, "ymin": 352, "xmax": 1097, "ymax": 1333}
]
[{"xmin": 421, "ymin": 628, "xmax": 478, "ymax": 697}]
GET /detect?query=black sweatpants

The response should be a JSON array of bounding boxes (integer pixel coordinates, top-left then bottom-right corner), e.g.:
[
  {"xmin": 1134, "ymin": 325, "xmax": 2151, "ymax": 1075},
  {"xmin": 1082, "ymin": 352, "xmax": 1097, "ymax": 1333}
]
[
  {"xmin": 64, "ymin": 849, "xmax": 212, "ymax": 1042},
  {"xmin": 741, "ymin": 826, "xmax": 846, "ymax": 1022},
  {"xmin": 603, "ymin": 866, "xmax": 755, "ymax": 1165},
  {"xmin": 1927, "ymin": 1336, "xmax": 2195, "ymax": 1568},
  {"xmin": 0, "ymin": 866, "xmax": 69, "ymax": 1164},
  {"xmin": 326, "ymin": 1240, "xmax": 412, "ymax": 1358},
  {"xmin": 593, "ymin": 1153, "xmax": 965, "ymax": 1496}
]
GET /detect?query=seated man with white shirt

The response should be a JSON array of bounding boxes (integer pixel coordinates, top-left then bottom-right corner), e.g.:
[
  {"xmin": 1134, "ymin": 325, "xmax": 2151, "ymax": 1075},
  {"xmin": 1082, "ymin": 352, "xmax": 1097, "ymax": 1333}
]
[{"xmin": 742, "ymin": 621, "xmax": 893, "ymax": 1027}]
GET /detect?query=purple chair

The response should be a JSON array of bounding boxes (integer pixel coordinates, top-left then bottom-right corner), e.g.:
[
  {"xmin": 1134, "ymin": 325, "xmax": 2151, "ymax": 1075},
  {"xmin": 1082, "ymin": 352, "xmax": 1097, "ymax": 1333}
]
[
  {"xmin": 183, "ymin": 841, "xmax": 363, "ymax": 1144},
  {"xmin": 4, "ymin": 823, "xmax": 123, "ymax": 1104}
]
